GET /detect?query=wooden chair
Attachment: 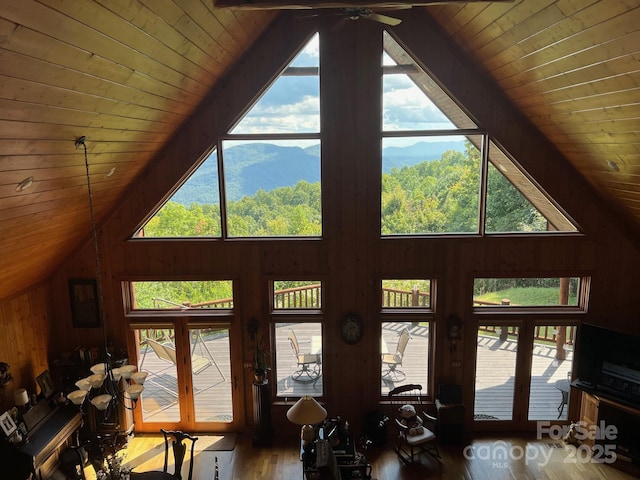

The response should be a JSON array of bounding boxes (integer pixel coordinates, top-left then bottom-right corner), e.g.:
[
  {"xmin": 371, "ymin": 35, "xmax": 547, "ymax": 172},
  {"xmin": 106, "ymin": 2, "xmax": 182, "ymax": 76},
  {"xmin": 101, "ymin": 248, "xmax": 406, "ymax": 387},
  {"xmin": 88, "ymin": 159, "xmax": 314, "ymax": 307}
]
[
  {"xmin": 388, "ymin": 384, "xmax": 440, "ymax": 465},
  {"xmin": 288, "ymin": 329, "xmax": 321, "ymax": 383},
  {"xmin": 381, "ymin": 328, "xmax": 411, "ymax": 382},
  {"xmin": 162, "ymin": 429, "xmax": 198, "ymax": 480},
  {"xmin": 129, "ymin": 429, "xmax": 197, "ymax": 480}
]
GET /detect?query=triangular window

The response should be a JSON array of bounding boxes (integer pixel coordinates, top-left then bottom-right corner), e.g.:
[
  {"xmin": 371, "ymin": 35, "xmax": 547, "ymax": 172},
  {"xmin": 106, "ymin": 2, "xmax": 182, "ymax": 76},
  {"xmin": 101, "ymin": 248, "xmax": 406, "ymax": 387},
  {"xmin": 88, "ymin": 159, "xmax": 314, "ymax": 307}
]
[
  {"xmin": 381, "ymin": 32, "xmax": 578, "ymax": 236},
  {"xmin": 135, "ymin": 34, "xmax": 321, "ymax": 238}
]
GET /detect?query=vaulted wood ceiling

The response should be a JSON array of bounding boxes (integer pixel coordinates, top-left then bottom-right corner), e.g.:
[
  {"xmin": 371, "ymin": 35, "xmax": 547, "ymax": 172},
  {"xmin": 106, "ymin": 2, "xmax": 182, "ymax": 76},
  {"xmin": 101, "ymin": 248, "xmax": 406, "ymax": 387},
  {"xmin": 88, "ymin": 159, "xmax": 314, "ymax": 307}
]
[{"xmin": 0, "ymin": 0, "xmax": 638, "ymax": 302}]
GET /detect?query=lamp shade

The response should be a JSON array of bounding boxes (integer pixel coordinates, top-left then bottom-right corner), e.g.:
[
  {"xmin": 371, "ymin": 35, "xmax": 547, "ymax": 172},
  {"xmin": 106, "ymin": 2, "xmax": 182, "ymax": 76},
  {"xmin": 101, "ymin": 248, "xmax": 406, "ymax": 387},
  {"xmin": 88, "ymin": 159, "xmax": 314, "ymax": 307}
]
[
  {"xmin": 14, "ymin": 388, "xmax": 29, "ymax": 406},
  {"xmin": 286, "ymin": 395, "xmax": 327, "ymax": 426}
]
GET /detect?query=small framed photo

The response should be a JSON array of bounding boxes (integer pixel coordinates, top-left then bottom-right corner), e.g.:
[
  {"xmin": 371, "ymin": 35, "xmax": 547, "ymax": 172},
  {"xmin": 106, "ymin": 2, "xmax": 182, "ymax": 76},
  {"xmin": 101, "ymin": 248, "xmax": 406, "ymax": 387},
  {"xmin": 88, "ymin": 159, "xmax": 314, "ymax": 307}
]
[
  {"xmin": 0, "ymin": 411, "xmax": 17, "ymax": 438},
  {"xmin": 69, "ymin": 278, "xmax": 101, "ymax": 328},
  {"xmin": 37, "ymin": 370, "xmax": 56, "ymax": 399}
]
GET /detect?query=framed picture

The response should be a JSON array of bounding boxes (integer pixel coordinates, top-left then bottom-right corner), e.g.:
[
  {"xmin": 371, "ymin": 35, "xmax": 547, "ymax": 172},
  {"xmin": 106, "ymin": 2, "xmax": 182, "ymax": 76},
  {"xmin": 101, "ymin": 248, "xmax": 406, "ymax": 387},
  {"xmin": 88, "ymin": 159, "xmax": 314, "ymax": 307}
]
[
  {"xmin": 37, "ymin": 370, "xmax": 55, "ymax": 399},
  {"xmin": 0, "ymin": 411, "xmax": 17, "ymax": 438},
  {"xmin": 69, "ymin": 278, "xmax": 101, "ymax": 328}
]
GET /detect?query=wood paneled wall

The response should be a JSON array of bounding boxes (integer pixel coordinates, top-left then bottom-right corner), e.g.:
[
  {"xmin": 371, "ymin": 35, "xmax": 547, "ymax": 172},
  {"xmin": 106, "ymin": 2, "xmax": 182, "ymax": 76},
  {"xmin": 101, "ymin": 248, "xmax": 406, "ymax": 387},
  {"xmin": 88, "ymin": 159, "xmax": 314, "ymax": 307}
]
[
  {"xmin": 0, "ymin": 284, "xmax": 53, "ymax": 412},
  {"xmin": 9, "ymin": 10, "xmax": 640, "ymax": 437}
]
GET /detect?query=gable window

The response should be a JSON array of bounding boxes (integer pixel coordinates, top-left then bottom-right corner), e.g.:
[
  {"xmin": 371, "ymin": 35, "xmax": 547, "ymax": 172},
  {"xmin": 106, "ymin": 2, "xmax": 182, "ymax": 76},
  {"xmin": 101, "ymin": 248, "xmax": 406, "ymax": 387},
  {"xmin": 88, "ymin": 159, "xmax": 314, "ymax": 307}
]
[
  {"xmin": 381, "ymin": 32, "xmax": 578, "ymax": 237},
  {"xmin": 135, "ymin": 33, "xmax": 321, "ymax": 239}
]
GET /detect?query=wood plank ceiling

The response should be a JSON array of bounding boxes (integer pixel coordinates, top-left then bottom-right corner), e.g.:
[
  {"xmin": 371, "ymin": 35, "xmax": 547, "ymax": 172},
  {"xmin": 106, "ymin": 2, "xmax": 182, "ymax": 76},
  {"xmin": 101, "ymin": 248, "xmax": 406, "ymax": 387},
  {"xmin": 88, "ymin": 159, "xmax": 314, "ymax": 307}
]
[{"xmin": 0, "ymin": 0, "xmax": 638, "ymax": 302}]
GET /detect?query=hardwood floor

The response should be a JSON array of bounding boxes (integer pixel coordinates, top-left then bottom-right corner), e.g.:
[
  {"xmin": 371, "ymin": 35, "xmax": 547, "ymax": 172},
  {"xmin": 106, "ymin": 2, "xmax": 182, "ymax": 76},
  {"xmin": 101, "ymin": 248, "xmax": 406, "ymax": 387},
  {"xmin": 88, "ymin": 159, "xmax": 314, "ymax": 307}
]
[{"xmin": 83, "ymin": 432, "xmax": 639, "ymax": 480}]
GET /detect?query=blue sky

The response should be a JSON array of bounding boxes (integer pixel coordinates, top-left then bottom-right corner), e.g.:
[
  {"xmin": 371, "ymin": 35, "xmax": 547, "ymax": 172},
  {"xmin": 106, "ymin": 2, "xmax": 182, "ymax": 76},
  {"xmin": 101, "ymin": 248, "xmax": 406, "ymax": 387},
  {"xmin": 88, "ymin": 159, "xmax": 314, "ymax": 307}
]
[{"xmin": 231, "ymin": 33, "xmax": 457, "ymax": 142}]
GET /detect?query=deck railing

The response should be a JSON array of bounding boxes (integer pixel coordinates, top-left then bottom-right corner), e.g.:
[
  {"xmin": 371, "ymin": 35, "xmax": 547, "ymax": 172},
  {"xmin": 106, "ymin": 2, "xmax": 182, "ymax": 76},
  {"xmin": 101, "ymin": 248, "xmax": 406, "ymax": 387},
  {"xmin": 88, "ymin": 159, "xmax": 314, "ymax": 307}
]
[{"xmin": 152, "ymin": 286, "xmax": 573, "ymax": 345}]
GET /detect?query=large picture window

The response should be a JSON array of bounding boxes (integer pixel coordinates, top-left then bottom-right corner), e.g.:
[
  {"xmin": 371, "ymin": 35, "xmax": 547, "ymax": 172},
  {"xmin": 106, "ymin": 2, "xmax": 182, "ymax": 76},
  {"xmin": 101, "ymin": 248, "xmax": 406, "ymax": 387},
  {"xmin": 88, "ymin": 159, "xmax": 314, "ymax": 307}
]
[
  {"xmin": 134, "ymin": 33, "xmax": 321, "ymax": 239},
  {"xmin": 380, "ymin": 32, "xmax": 578, "ymax": 237},
  {"xmin": 274, "ymin": 322, "xmax": 323, "ymax": 397}
]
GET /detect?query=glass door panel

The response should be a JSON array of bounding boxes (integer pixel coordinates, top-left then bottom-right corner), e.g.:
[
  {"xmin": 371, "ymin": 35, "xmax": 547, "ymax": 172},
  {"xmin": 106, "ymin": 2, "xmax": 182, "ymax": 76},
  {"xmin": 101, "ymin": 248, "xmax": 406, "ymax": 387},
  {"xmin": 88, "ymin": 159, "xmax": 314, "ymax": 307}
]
[
  {"xmin": 190, "ymin": 327, "xmax": 233, "ymax": 423},
  {"xmin": 474, "ymin": 325, "xmax": 519, "ymax": 421},
  {"xmin": 136, "ymin": 328, "xmax": 180, "ymax": 423},
  {"xmin": 528, "ymin": 325, "xmax": 576, "ymax": 421}
]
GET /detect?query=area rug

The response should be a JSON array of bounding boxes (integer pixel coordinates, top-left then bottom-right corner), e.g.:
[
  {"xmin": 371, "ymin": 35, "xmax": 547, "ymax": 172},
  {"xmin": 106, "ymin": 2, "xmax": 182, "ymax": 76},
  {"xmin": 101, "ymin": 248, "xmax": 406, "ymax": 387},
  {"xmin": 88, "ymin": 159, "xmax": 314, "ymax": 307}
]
[
  {"xmin": 474, "ymin": 414, "xmax": 499, "ymax": 420},
  {"xmin": 193, "ymin": 433, "xmax": 237, "ymax": 451}
]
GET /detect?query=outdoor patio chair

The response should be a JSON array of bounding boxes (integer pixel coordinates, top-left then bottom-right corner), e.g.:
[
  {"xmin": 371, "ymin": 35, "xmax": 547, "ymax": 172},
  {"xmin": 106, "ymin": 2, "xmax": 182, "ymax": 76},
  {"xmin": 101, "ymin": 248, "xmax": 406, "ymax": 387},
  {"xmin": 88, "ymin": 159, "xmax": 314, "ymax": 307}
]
[
  {"xmin": 288, "ymin": 329, "xmax": 321, "ymax": 383},
  {"xmin": 389, "ymin": 383, "xmax": 440, "ymax": 465},
  {"xmin": 381, "ymin": 328, "xmax": 411, "ymax": 382}
]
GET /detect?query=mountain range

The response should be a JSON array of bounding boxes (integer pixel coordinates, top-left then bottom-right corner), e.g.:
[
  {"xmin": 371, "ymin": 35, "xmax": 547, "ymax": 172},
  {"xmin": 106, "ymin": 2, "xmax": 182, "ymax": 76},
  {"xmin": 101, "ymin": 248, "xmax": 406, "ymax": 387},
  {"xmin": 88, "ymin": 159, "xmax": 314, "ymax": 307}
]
[{"xmin": 171, "ymin": 140, "xmax": 464, "ymax": 204}]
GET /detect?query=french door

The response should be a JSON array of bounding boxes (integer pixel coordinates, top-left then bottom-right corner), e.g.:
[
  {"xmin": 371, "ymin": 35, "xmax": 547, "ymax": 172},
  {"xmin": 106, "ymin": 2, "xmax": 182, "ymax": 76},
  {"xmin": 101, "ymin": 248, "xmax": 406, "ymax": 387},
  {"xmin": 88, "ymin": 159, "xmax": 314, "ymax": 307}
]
[
  {"xmin": 131, "ymin": 319, "xmax": 239, "ymax": 432},
  {"xmin": 473, "ymin": 322, "xmax": 575, "ymax": 430}
]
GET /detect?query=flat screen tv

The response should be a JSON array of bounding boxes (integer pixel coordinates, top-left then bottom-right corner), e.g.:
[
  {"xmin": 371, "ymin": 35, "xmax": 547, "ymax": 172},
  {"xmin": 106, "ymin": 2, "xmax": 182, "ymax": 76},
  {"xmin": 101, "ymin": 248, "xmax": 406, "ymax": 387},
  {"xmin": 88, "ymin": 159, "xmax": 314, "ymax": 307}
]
[{"xmin": 573, "ymin": 323, "xmax": 640, "ymax": 408}]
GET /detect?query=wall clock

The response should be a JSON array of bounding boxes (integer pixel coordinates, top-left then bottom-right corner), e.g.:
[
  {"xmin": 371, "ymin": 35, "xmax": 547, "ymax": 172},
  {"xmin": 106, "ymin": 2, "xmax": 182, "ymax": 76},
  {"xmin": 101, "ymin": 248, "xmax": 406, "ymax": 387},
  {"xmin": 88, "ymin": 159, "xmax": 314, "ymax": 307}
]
[{"xmin": 341, "ymin": 312, "xmax": 363, "ymax": 345}]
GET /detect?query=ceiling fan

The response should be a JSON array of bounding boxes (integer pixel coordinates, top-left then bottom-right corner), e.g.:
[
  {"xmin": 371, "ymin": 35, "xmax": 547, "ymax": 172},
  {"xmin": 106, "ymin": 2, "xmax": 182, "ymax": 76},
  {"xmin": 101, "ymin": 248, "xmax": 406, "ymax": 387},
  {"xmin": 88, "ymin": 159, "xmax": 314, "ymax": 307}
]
[
  {"xmin": 292, "ymin": 6, "xmax": 407, "ymax": 25},
  {"xmin": 215, "ymin": 2, "xmax": 515, "ymax": 24},
  {"xmin": 341, "ymin": 7, "xmax": 405, "ymax": 25}
]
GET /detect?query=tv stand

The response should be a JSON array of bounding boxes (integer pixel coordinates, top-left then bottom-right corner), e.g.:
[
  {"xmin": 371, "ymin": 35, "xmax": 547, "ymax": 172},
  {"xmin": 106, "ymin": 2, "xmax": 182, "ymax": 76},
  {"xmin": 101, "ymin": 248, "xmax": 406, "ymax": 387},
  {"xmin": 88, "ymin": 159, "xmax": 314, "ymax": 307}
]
[{"xmin": 579, "ymin": 391, "xmax": 640, "ymax": 473}]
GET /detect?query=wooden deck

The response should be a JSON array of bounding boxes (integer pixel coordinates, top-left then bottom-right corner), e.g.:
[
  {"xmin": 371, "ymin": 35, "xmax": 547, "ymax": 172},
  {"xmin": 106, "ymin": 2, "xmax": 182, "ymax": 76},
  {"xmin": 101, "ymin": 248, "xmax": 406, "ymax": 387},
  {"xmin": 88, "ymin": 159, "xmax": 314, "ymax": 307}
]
[{"xmin": 134, "ymin": 323, "xmax": 572, "ymax": 426}]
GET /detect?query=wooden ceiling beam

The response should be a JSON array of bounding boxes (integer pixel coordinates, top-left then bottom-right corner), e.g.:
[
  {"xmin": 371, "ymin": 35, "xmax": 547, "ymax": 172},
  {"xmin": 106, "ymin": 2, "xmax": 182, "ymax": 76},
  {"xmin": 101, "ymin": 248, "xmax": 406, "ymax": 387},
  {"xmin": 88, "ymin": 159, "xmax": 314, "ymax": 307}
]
[{"xmin": 214, "ymin": 1, "xmax": 512, "ymax": 9}]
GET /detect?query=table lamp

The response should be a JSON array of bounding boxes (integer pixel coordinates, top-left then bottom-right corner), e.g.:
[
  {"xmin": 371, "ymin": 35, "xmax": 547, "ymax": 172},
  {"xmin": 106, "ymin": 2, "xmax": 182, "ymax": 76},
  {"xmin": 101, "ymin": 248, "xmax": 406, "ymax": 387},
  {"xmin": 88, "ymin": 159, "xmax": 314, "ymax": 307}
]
[
  {"xmin": 14, "ymin": 388, "xmax": 29, "ymax": 408},
  {"xmin": 286, "ymin": 395, "xmax": 327, "ymax": 447}
]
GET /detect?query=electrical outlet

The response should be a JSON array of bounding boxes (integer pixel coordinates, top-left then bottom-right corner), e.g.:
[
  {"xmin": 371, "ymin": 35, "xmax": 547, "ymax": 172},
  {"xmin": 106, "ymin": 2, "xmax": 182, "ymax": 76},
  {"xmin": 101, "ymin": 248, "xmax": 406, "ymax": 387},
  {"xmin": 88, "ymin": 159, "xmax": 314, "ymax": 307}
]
[{"xmin": 452, "ymin": 361, "xmax": 462, "ymax": 368}]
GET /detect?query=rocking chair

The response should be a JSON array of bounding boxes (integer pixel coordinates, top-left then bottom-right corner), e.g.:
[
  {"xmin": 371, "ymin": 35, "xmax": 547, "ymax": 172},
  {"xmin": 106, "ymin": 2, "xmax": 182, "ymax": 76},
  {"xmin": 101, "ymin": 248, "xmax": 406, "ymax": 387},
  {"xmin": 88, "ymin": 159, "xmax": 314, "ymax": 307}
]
[{"xmin": 388, "ymin": 384, "xmax": 441, "ymax": 465}]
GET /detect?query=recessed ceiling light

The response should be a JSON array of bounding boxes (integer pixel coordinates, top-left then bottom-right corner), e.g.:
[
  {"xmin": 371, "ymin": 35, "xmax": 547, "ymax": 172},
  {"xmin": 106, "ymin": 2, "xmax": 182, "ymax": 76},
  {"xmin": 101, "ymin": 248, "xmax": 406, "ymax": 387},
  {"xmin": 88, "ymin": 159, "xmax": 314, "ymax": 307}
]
[
  {"xmin": 16, "ymin": 176, "xmax": 34, "ymax": 192},
  {"xmin": 105, "ymin": 167, "xmax": 117, "ymax": 178},
  {"xmin": 606, "ymin": 160, "xmax": 620, "ymax": 171}
]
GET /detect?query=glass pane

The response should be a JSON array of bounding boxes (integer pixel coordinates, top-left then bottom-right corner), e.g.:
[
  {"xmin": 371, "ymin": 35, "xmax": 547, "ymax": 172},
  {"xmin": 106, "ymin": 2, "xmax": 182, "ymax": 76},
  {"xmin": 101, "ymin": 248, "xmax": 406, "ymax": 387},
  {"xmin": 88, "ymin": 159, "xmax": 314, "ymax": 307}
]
[
  {"xmin": 381, "ymin": 136, "xmax": 481, "ymax": 235},
  {"xmin": 222, "ymin": 139, "xmax": 321, "ymax": 237},
  {"xmin": 382, "ymin": 72, "xmax": 454, "ymax": 131},
  {"xmin": 382, "ymin": 31, "xmax": 476, "ymax": 131},
  {"xmin": 190, "ymin": 327, "xmax": 233, "ymax": 423},
  {"xmin": 381, "ymin": 279, "xmax": 431, "ymax": 308},
  {"xmin": 275, "ymin": 322, "xmax": 323, "ymax": 397},
  {"xmin": 130, "ymin": 281, "xmax": 232, "ymax": 310},
  {"xmin": 486, "ymin": 141, "xmax": 578, "ymax": 233},
  {"xmin": 473, "ymin": 277, "xmax": 580, "ymax": 307},
  {"xmin": 135, "ymin": 149, "xmax": 222, "ymax": 238},
  {"xmin": 475, "ymin": 325, "xmax": 519, "ymax": 420},
  {"xmin": 231, "ymin": 33, "xmax": 319, "ymax": 134},
  {"xmin": 486, "ymin": 161, "xmax": 548, "ymax": 233},
  {"xmin": 273, "ymin": 281, "xmax": 322, "ymax": 309},
  {"xmin": 136, "ymin": 328, "xmax": 180, "ymax": 422},
  {"xmin": 381, "ymin": 321, "xmax": 429, "ymax": 395},
  {"xmin": 528, "ymin": 325, "xmax": 576, "ymax": 421}
]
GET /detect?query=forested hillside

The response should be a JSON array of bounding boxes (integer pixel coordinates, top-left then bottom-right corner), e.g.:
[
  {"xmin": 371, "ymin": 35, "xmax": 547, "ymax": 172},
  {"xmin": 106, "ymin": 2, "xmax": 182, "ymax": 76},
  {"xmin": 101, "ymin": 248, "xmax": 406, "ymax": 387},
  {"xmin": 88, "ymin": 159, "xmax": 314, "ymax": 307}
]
[
  {"xmin": 143, "ymin": 141, "xmax": 544, "ymax": 238},
  {"xmin": 170, "ymin": 140, "xmax": 463, "ymax": 204}
]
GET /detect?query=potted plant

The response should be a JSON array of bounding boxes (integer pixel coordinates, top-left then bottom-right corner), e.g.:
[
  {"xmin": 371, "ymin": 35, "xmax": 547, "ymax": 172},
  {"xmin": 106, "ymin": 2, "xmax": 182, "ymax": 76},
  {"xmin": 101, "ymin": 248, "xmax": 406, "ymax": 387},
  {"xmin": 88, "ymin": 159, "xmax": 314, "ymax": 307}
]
[
  {"xmin": 253, "ymin": 335, "xmax": 270, "ymax": 384},
  {"xmin": 248, "ymin": 319, "xmax": 270, "ymax": 384}
]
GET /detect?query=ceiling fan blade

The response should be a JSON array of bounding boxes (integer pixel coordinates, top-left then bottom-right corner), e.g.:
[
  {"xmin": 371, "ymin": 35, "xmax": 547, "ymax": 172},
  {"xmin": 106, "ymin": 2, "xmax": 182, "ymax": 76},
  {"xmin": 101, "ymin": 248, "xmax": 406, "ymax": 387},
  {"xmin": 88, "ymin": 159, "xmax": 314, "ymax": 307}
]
[{"xmin": 368, "ymin": 12, "xmax": 402, "ymax": 25}]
